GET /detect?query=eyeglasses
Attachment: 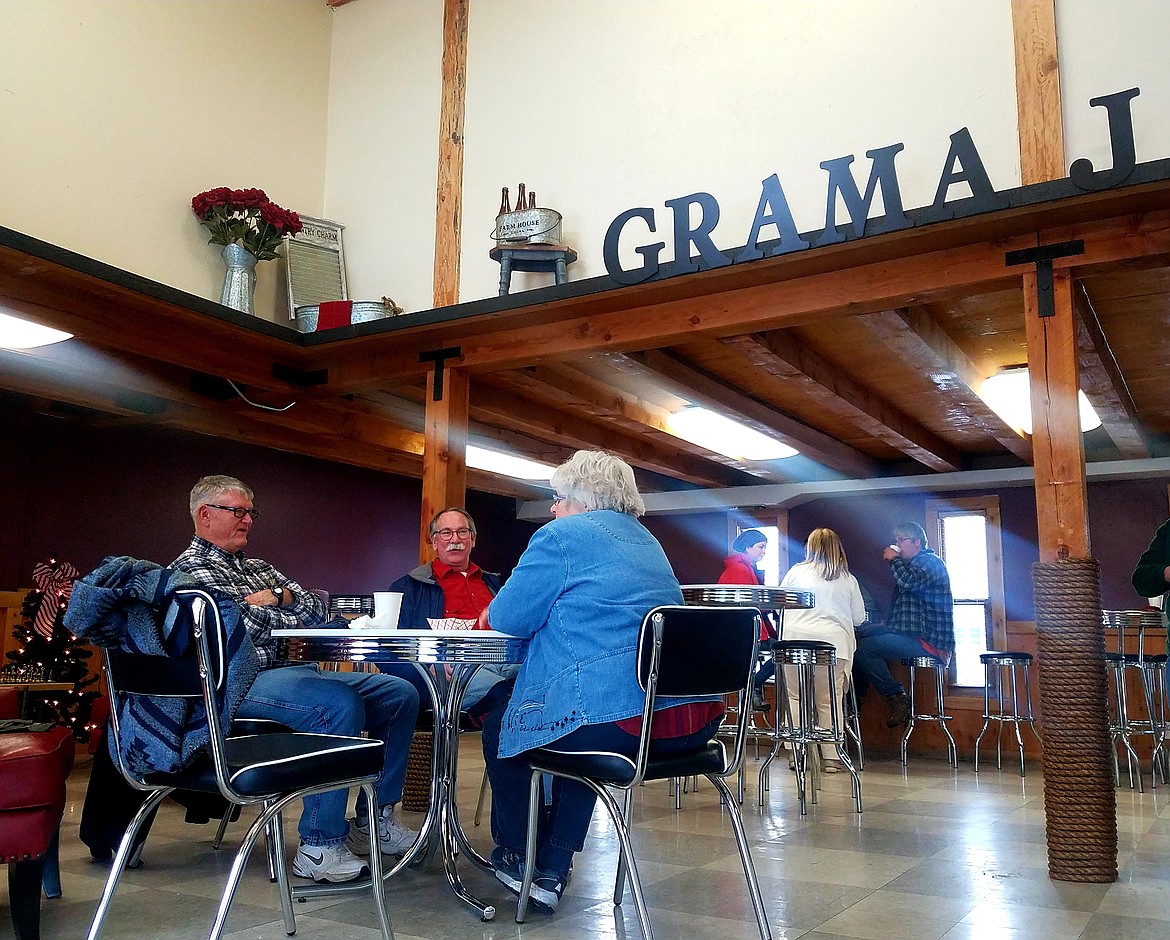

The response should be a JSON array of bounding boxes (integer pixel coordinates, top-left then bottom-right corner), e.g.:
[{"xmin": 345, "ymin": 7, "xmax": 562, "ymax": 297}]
[
  {"xmin": 893, "ymin": 537, "xmax": 914, "ymax": 544},
  {"xmin": 432, "ymin": 527, "xmax": 472, "ymax": 541},
  {"xmin": 206, "ymin": 504, "xmax": 260, "ymax": 520},
  {"xmin": 551, "ymin": 495, "xmax": 566, "ymax": 506}
]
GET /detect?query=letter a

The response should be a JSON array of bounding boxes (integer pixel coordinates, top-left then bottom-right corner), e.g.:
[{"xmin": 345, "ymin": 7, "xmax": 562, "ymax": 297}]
[{"xmin": 740, "ymin": 174, "xmax": 809, "ymax": 262}]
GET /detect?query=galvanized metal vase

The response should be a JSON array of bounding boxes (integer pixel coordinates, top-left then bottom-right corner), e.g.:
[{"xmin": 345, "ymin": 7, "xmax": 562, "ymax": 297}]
[{"xmin": 219, "ymin": 243, "xmax": 258, "ymax": 315}]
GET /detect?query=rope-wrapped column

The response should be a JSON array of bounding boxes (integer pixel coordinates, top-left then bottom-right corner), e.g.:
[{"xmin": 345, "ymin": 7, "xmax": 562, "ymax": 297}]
[{"xmin": 1032, "ymin": 558, "xmax": 1117, "ymax": 882}]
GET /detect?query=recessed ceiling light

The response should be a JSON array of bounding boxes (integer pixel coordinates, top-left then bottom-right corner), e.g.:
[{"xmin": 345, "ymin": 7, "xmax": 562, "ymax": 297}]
[
  {"xmin": 0, "ymin": 312, "xmax": 73, "ymax": 350},
  {"xmin": 979, "ymin": 366, "xmax": 1101, "ymax": 434},
  {"xmin": 466, "ymin": 445, "xmax": 554, "ymax": 481},
  {"xmin": 666, "ymin": 407, "xmax": 798, "ymax": 460}
]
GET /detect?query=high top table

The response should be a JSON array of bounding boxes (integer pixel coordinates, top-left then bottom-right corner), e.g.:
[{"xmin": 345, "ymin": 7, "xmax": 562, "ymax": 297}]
[
  {"xmin": 680, "ymin": 585, "xmax": 814, "ymax": 634},
  {"xmin": 273, "ymin": 627, "xmax": 527, "ymax": 921}
]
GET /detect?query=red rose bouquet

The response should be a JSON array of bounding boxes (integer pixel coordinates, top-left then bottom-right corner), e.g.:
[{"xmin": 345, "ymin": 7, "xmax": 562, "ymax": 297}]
[{"xmin": 191, "ymin": 187, "xmax": 304, "ymax": 261}]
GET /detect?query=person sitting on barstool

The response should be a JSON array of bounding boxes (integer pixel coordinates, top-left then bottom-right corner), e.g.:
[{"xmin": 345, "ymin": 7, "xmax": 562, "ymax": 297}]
[
  {"xmin": 778, "ymin": 528, "xmax": 866, "ymax": 772},
  {"xmin": 853, "ymin": 522, "xmax": 955, "ymax": 728},
  {"xmin": 1132, "ymin": 518, "xmax": 1170, "ymax": 651},
  {"xmin": 718, "ymin": 529, "xmax": 777, "ymax": 711}
]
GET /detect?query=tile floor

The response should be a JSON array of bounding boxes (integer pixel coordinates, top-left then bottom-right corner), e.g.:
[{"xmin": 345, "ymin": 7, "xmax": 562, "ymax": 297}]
[{"xmin": 15, "ymin": 741, "xmax": 1170, "ymax": 940}]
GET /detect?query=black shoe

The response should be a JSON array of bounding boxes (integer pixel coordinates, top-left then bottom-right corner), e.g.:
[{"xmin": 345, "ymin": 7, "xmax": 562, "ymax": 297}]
[
  {"xmin": 751, "ymin": 689, "xmax": 771, "ymax": 713},
  {"xmin": 885, "ymin": 692, "xmax": 911, "ymax": 728},
  {"xmin": 530, "ymin": 867, "xmax": 567, "ymax": 913}
]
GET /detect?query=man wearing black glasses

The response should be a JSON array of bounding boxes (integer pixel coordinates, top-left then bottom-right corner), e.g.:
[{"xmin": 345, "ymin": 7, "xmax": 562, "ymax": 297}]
[
  {"xmin": 172, "ymin": 475, "xmax": 420, "ymax": 885},
  {"xmin": 384, "ymin": 507, "xmax": 513, "ymax": 718}
]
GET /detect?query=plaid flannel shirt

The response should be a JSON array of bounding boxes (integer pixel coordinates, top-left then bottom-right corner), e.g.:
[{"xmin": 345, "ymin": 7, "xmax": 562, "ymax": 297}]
[
  {"xmin": 171, "ymin": 536, "xmax": 325, "ymax": 669},
  {"xmin": 887, "ymin": 548, "xmax": 955, "ymax": 653}
]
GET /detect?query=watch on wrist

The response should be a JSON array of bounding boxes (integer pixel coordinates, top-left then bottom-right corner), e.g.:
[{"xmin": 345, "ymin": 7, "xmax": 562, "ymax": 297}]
[{"xmin": 273, "ymin": 586, "xmax": 285, "ymax": 607}]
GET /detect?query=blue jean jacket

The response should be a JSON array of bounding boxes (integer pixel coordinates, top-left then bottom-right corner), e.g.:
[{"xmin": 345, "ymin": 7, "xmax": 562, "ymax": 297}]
[{"xmin": 487, "ymin": 510, "xmax": 695, "ymax": 758}]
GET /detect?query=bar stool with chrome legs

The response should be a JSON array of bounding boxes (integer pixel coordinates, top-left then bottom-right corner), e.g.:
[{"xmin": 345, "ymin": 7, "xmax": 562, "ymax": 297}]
[
  {"xmin": 842, "ymin": 677, "xmax": 865, "ymax": 770},
  {"xmin": 1103, "ymin": 609, "xmax": 1169, "ymax": 792},
  {"xmin": 973, "ymin": 651, "xmax": 1042, "ymax": 776},
  {"xmin": 759, "ymin": 640, "xmax": 862, "ymax": 815},
  {"xmin": 899, "ymin": 656, "xmax": 957, "ymax": 767}
]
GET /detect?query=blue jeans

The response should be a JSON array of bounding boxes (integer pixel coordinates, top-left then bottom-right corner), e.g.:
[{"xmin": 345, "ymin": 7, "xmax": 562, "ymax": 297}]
[
  {"xmin": 481, "ymin": 694, "xmax": 721, "ymax": 878},
  {"xmin": 852, "ymin": 629, "xmax": 929, "ymax": 698},
  {"xmin": 236, "ymin": 664, "xmax": 419, "ymax": 846}
]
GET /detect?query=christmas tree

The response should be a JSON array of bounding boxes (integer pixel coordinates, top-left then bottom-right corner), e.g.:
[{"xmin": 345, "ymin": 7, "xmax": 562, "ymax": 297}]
[{"xmin": 4, "ymin": 556, "xmax": 100, "ymax": 738}]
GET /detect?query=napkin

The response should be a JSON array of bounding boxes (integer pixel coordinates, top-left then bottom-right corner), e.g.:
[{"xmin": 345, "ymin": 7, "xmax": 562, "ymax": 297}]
[
  {"xmin": 349, "ymin": 611, "xmax": 399, "ymax": 630},
  {"xmin": 426, "ymin": 617, "xmax": 479, "ymax": 632}
]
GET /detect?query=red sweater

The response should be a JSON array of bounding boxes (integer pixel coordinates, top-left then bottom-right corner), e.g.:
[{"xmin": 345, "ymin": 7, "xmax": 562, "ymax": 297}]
[{"xmin": 718, "ymin": 554, "xmax": 769, "ymax": 640}]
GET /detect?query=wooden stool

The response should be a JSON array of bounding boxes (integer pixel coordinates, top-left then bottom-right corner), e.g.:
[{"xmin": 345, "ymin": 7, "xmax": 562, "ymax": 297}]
[{"xmin": 489, "ymin": 244, "xmax": 578, "ymax": 295}]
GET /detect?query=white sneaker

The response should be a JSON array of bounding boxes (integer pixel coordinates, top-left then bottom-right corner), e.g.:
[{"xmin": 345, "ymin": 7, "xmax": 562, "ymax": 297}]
[
  {"xmin": 291, "ymin": 842, "xmax": 368, "ymax": 883},
  {"xmin": 347, "ymin": 805, "xmax": 417, "ymax": 857}
]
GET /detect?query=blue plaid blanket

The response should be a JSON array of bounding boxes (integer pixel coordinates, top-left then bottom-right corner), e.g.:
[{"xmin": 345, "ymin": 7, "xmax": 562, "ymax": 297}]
[{"xmin": 65, "ymin": 556, "xmax": 259, "ymax": 776}]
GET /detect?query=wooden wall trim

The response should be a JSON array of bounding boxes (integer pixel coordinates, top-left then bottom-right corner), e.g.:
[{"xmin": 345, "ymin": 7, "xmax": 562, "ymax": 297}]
[
  {"xmin": 1012, "ymin": 0, "xmax": 1065, "ymax": 184},
  {"xmin": 433, "ymin": 0, "xmax": 469, "ymax": 308}
]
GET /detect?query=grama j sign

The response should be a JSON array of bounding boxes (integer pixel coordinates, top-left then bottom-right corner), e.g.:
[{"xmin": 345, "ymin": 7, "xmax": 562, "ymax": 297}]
[{"xmin": 603, "ymin": 88, "xmax": 1145, "ymax": 286}]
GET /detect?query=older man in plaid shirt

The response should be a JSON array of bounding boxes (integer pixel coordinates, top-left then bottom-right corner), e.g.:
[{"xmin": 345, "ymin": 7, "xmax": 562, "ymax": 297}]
[
  {"xmin": 853, "ymin": 521, "xmax": 955, "ymax": 728},
  {"xmin": 172, "ymin": 475, "xmax": 419, "ymax": 885}
]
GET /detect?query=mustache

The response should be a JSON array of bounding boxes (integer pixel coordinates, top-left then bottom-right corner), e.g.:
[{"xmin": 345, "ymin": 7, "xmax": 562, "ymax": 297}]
[{"xmin": 446, "ymin": 542, "xmax": 467, "ymax": 550}]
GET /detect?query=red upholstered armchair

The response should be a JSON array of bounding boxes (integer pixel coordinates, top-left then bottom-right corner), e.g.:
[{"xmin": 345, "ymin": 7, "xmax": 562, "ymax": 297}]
[{"xmin": 0, "ymin": 685, "xmax": 76, "ymax": 940}]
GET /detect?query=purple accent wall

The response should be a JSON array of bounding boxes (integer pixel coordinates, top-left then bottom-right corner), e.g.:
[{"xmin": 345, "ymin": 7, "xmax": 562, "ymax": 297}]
[
  {"xmin": 2, "ymin": 394, "xmax": 1166, "ymax": 615},
  {"xmin": 0, "ymin": 394, "xmax": 536, "ymax": 592}
]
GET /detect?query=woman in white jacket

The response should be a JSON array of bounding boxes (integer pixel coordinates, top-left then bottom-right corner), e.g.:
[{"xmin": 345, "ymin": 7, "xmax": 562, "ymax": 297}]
[{"xmin": 779, "ymin": 528, "xmax": 866, "ymax": 771}]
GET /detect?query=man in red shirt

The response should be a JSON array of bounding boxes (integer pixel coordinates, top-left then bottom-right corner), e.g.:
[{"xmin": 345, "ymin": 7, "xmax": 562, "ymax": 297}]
[{"xmin": 384, "ymin": 508, "xmax": 511, "ymax": 712}]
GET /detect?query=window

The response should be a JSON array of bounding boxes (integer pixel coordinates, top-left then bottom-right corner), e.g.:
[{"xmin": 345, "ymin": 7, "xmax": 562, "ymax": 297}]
[
  {"xmin": 730, "ymin": 513, "xmax": 787, "ymax": 585},
  {"xmin": 926, "ymin": 497, "xmax": 1006, "ymax": 688}
]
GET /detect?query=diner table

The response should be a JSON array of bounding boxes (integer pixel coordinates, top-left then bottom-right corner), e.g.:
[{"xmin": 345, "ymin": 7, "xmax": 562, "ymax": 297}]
[{"xmin": 273, "ymin": 627, "xmax": 527, "ymax": 921}]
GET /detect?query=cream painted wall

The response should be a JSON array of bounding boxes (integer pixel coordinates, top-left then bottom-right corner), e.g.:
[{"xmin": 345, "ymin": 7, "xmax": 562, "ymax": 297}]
[
  {"xmin": 324, "ymin": 0, "xmax": 444, "ymax": 313},
  {"xmin": 456, "ymin": 0, "xmax": 1021, "ymax": 301},
  {"xmin": 1057, "ymin": 1, "xmax": 1170, "ymax": 173},
  {"xmin": 0, "ymin": 0, "xmax": 332, "ymax": 324}
]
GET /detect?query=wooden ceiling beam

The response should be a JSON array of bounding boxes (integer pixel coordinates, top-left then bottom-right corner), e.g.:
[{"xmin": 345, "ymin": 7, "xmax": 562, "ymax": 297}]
[
  {"xmin": 623, "ymin": 349, "xmax": 882, "ymax": 478},
  {"xmin": 481, "ymin": 364, "xmax": 784, "ymax": 481},
  {"xmin": 467, "ymin": 383, "xmax": 754, "ymax": 487},
  {"xmin": 1074, "ymin": 283, "xmax": 1150, "ymax": 458},
  {"xmin": 719, "ymin": 332, "xmax": 963, "ymax": 472},
  {"xmin": 856, "ymin": 307, "xmax": 1034, "ymax": 462}
]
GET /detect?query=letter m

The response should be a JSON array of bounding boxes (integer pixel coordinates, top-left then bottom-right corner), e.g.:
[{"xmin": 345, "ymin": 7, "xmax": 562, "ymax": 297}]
[{"xmin": 817, "ymin": 143, "xmax": 910, "ymax": 246}]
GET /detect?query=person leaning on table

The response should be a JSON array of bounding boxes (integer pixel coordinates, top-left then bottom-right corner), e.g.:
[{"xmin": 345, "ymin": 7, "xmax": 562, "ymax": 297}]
[
  {"xmin": 474, "ymin": 450, "xmax": 726, "ymax": 914},
  {"xmin": 1132, "ymin": 518, "xmax": 1170, "ymax": 654},
  {"xmin": 171, "ymin": 474, "xmax": 419, "ymax": 884}
]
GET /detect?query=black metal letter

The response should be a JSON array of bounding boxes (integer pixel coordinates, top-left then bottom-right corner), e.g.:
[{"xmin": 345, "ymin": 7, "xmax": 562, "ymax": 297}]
[
  {"xmin": 817, "ymin": 143, "xmax": 911, "ymax": 246},
  {"xmin": 664, "ymin": 192, "xmax": 731, "ymax": 274},
  {"xmin": 1070, "ymin": 87, "xmax": 1140, "ymax": 191},
  {"xmin": 739, "ymin": 173, "xmax": 809, "ymax": 262},
  {"xmin": 931, "ymin": 127, "xmax": 1002, "ymax": 215},
  {"xmin": 603, "ymin": 207, "xmax": 665, "ymax": 285}
]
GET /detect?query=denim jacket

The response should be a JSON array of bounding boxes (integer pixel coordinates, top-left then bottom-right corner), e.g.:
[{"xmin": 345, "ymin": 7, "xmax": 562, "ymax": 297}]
[{"xmin": 488, "ymin": 510, "xmax": 692, "ymax": 758}]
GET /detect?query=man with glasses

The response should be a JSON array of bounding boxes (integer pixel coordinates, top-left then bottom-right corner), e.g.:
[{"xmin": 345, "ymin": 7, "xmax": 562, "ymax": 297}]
[
  {"xmin": 384, "ymin": 507, "xmax": 514, "ymax": 717},
  {"xmin": 172, "ymin": 475, "xmax": 419, "ymax": 884},
  {"xmin": 853, "ymin": 521, "xmax": 955, "ymax": 729}
]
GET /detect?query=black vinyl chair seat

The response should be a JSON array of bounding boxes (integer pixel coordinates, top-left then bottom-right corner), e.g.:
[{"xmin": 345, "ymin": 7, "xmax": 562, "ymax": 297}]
[
  {"xmin": 530, "ymin": 739, "xmax": 728, "ymax": 786},
  {"xmin": 142, "ymin": 732, "xmax": 384, "ymax": 798},
  {"xmin": 514, "ymin": 604, "xmax": 771, "ymax": 940}
]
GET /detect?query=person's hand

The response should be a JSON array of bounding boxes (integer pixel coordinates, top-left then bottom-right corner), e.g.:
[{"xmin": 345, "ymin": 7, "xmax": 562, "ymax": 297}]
[
  {"xmin": 476, "ymin": 607, "xmax": 491, "ymax": 631},
  {"xmin": 244, "ymin": 588, "xmax": 280, "ymax": 607},
  {"xmin": 882, "ymin": 546, "xmax": 900, "ymax": 562}
]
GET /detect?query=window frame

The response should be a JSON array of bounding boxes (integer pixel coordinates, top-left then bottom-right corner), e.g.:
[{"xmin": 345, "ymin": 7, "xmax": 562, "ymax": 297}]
[{"xmin": 926, "ymin": 495, "xmax": 1007, "ymax": 689}]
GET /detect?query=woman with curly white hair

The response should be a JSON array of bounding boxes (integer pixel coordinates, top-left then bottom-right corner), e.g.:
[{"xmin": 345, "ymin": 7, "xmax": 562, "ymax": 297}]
[{"xmin": 476, "ymin": 450, "xmax": 725, "ymax": 914}]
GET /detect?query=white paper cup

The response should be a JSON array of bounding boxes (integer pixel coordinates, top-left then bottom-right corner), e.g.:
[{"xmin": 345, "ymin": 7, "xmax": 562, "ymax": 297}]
[{"xmin": 373, "ymin": 592, "xmax": 403, "ymax": 627}]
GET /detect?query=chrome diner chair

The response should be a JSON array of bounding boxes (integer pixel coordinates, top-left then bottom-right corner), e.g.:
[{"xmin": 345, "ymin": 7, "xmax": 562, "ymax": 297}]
[
  {"xmin": 514, "ymin": 604, "xmax": 771, "ymax": 940},
  {"xmin": 85, "ymin": 587, "xmax": 394, "ymax": 940}
]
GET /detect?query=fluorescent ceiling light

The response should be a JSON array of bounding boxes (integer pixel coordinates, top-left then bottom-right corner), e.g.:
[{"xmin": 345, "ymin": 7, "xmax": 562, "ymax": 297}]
[
  {"xmin": 0, "ymin": 312, "xmax": 73, "ymax": 350},
  {"xmin": 466, "ymin": 444, "xmax": 554, "ymax": 481},
  {"xmin": 979, "ymin": 367, "xmax": 1101, "ymax": 434},
  {"xmin": 666, "ymin": 406, "xmax": 798, "ymax": 460}
]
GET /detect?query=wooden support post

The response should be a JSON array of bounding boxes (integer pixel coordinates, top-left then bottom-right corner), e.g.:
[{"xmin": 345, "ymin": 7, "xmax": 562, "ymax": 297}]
[
  {"xmin": 433, "ymin": 0, "xmax": 468, "ymax": 309},
  {"xmin": 1024, "ymin": 268, "xmax": 1089, "ymax": 561},
  {"xmin": 420, "ymin": 365, "xmax": 468, "ymax": 562}
]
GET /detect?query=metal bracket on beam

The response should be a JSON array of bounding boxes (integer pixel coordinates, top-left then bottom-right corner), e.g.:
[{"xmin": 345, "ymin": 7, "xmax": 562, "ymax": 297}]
[
  {"xmin": 419, "ymin": 346, "xmax": 463, "ymax": 401},
  {"xmin": 271, "ymin": 363, "xmax": 329, "ymax": 387},
  {"xmin": 1005, "ymin": 240, "xmax": 1085, "ymax": 318}
]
